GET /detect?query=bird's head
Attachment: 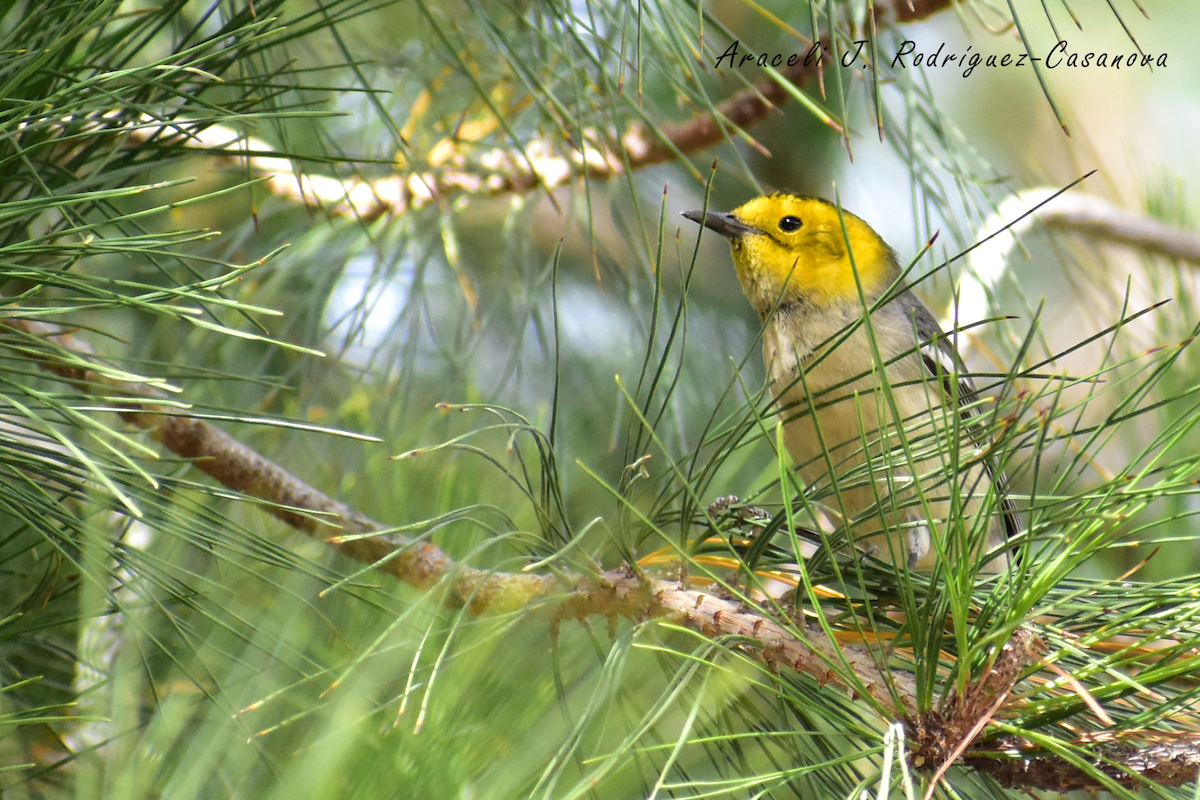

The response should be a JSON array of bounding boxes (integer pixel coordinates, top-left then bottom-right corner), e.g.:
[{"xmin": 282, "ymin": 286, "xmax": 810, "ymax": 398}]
[{"xmin": 684, "ymin": 194, "xmax": 899, "ymax": 315}]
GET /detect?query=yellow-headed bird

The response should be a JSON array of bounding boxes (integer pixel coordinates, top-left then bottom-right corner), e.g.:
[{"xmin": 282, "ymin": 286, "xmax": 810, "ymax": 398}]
[{"xmin": 684, "ymin": 194, "xmax": 1016, "ymax": 571}]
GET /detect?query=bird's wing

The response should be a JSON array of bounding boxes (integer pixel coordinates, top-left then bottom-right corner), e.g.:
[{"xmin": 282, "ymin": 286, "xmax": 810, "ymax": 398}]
[{"xmin": 898, "ymin": 293, "xmax": 1021, "ymax": 543}]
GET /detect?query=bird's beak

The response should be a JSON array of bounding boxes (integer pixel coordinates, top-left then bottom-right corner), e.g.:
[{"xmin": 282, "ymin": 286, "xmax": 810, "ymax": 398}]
[{"xmin": 682, "ymin": 210, "xmax": 762, "ymax": 239}]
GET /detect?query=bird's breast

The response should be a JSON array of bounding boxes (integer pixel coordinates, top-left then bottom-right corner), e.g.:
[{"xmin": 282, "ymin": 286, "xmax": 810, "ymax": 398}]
[{"xmin": 761, "ymin": 307, "xmax": 929, "ymax": 477}]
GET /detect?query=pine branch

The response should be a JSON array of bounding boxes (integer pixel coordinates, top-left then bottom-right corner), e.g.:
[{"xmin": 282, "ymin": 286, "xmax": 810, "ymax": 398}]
[
  {"xmin": 968, "ymin": 733, "xmax": 1200, "ymax": 791},
  {"xmin": 0, "ymin": 317, "xmax": 904, "ymax": 709},
  {"xmin": 0, "ymin": 315, "xmax": 897, "ymax": 701},
  {"xmin": 5, "ymin": 314, "xmax": 1200, "ymax": 792},
  {"xmin": 110, "ymin": 0, "xmax": 980, "ymax": 220},
  {"xmin": 123, "ymin": 48, "xmax": 825, "ymax": 220}
]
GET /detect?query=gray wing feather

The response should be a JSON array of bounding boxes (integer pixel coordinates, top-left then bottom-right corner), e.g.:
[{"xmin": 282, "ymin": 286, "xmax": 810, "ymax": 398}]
[{"xmin": 895, "ymin": 291, "xmax": 1021, "ymax": 543}]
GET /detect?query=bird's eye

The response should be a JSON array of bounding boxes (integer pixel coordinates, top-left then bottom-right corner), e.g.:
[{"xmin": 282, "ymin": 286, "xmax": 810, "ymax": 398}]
[{"xmin": 779, "ymin": 215, "xmax": 802, "ymax": 232}]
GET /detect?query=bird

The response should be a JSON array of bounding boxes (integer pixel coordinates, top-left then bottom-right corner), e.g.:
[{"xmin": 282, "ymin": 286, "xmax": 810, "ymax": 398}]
[{"xmin": 684, "ymin": 193, "xmax": 1017, "ymax": 572}]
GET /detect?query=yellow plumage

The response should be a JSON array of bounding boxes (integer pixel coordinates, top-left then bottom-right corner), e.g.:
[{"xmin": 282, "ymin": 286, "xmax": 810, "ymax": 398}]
[{"xmin": 684, "ymin": 194, "xmax": 1014, "ymax": 571}]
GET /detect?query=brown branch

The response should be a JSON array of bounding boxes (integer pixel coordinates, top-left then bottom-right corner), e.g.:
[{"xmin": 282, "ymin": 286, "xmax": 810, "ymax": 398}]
[
  {"xmin": 623, "ymin": 58, "xmax": 818, "ymax": 168},
  {"xmin": 649, "ymin": 580, "xmax": 915, "ymax": 714},
  {"xmin": 124, "ymin": 0, "xmax": 964, "ymax": 220},
  {"xmin": 910, "ymin": 628, "xmax": 1040, "ymax": 787},
  {"xmin": 129, "ymin": 51, "xmax": 825, "ymax": 221},
  {"xmin": 0, "ymin": 315, "xmax": 900, "ymax": 703},
  {"xmin": 967, "ymin": 735, "xmax": 1200, "ymax": 791},
  {"xmin": 1, "ymin": 317, "xmax": 505, "ymax": 602},
  {"xmin": 7, "ymin": 314, "xmax": 1200, "ymax": 790},
  {"xmin": 918, "ymin": 629, "xmax": 1200, "ymax": 791}
]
